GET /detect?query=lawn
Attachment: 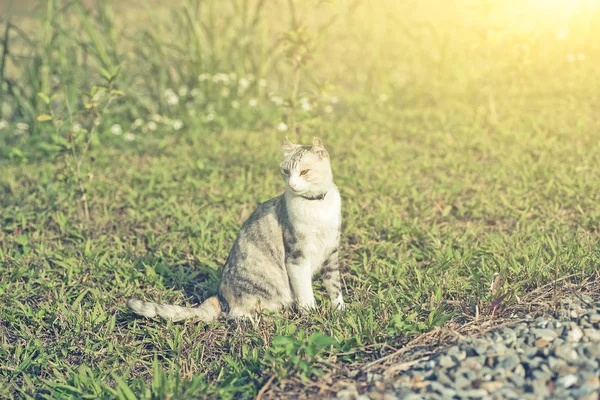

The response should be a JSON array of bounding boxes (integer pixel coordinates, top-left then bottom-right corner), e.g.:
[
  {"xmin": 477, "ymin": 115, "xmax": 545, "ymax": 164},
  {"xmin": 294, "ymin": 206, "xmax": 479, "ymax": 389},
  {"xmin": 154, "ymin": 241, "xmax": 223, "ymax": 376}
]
[{"xmin": 1, "ymin": 0, "xmax": 599, "ymax": 398}]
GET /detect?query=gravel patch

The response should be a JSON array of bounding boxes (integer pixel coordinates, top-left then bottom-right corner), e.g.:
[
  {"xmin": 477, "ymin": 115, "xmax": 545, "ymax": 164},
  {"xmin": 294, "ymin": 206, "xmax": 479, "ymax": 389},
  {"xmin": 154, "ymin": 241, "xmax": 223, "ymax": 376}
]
[{"xmin": 335, "ymin": 298, "xmax": 600, "ymax": 400}]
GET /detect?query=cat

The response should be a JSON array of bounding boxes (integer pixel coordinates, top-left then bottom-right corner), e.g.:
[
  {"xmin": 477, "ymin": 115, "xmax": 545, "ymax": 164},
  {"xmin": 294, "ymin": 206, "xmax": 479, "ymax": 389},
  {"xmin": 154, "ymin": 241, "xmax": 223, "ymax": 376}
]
[{"xmin": 127, "ymin": 137, "xmax": 345, "ymax": 322}]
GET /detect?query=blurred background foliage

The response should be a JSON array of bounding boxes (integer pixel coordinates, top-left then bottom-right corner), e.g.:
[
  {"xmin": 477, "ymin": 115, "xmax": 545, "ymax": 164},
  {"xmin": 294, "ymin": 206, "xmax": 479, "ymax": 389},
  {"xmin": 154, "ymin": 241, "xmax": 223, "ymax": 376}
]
[{"xmin": 1, "ymin": 0, "xmax": 598, "ymax": 160}]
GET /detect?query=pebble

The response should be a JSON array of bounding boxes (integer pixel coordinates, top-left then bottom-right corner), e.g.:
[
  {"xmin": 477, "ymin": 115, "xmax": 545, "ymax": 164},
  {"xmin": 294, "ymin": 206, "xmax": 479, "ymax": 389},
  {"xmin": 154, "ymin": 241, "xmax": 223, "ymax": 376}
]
[
  {"xmin": 346, "ymin": 302, "xmax": 600, "ymax": 400},
  {"xmin": 567, "ymin": 323, "xmax": 584, "ymax": 342},
  {"xmin": 531, "ymin": 328, "xmax": 558, "ymax": 341},
  {"xmin": 557, "ymin": 374, "xmax": 578, "ymax": 388}
]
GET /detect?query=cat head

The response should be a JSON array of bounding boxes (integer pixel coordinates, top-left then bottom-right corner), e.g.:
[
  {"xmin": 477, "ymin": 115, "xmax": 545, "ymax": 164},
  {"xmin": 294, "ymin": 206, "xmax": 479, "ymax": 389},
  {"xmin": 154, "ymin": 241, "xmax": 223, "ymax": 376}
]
[{"xmin": 280, "ymin": 137, "xmax": 333, "ymax": 197}]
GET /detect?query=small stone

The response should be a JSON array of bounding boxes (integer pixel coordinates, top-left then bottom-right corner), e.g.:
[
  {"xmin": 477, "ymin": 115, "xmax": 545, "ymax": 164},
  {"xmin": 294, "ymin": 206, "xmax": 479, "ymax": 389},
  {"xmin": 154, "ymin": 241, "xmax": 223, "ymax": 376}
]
[
  {"xmin": 426, "ymin": 381, "xmax": 446, "ymax": 394},
  {"xmin": 438, "ymin": 355, "xmax": 455, "ymax": 368},
  {"xmin": 589, "ymin": 313, "xmax": 600, "ymax": 324},
  {"xmin": 536, "ymin": 317, "xmax": 549, "ymax": 328},
  {"xmin": 531, "ymin": 380, "xmax": 550, "ymax": 396},
  {"xmin": 583, "ymin": 328, "xmax": 600, "ymax": 342},
  {"xmin": 336, "ymin": 388, "xmax": 358, "ymax": 400},
  {"xmin": 494, "ymin": 387, "xmax": 521, "ymax": 400},
  {"xmin": 502, "ymin": 330, "xmax": 518, "ymax": 347},
  {"xmin": 535, "ymin": 338, "xmax": 550, "ymax": 347},
  {"xmin": 513, "ymin": 364, "xmax": 525, "ymax": 376},
  {"xmin": 508, "ymin": 374, "xmax": 525, "ymax": 387},
  {"xmin": 547, "ymin": 356, "xmax": 560, "ymax": 369},
  {"xmin": 461, "ymin": 358, "xmax": 484, "ymax": 372},
  {"xmin": 531, "ymin": 328, "xmax": 558, "ymax": 341},
  {"xmin": 532, "ymin": 370, "xmax": 551, "ymax": 381},
  {"xmin": 582, "ymin": 343, "xmax": 600, "ymax": 358},
  {"xmin": 455, "ymin": 377, "xmax": 471, "ymax": 390},
  {"xmin": 440, "ymin": 388, "xmax": 458, "ymax": 398},
  {"xmin": 480, "ymin": 381, "xmax": 504, "ymax": 392},
  {"xmin": 567, "ymin": 323, "xmax": 584, "ymax": 342},
  {"xmin": 434, "ymin": 371, "xmax": 453, "ymax": 386},
  {"xmin": 460, "ymin": 389, "xmax": 489, "ymax": 399},
  {"xmin": 556, "ymin": 374, "xmax": 578, "ymax": 388},
  {"xmin": 554, "ymin": 345, "xmax": 579, "ymax": 362},
  {"xmin": 580, "ymin": 393, "xmax": 599, "ymax": 400},
  {"xmin": 396, "ymin": 394, "xmax": 422, "ymax": 400}
]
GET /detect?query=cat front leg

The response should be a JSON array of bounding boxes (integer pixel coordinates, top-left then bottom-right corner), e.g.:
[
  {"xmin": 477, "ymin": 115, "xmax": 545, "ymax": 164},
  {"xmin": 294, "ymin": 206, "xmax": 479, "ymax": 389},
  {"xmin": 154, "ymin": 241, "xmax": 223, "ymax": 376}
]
[
  {"xmin": 321, "ymin": 248, "xmax": 345, "ymax": 310},
  {"xmin": 286, "ymin": 257, "xmax": 316, "ymax": 311}
]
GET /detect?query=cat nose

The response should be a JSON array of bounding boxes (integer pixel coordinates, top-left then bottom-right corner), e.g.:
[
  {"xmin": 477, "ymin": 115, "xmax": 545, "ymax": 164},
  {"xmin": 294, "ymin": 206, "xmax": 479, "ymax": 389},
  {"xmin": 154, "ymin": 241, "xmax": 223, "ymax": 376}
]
[{"xmin": 289, "ymin": 182, "xmax": 296, "ymax": 188}]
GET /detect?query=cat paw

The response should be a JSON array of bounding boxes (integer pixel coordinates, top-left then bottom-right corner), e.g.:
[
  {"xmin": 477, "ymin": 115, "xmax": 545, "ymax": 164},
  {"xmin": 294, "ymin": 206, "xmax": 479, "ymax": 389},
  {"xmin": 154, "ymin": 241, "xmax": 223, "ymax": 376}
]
[
  {"xmin": 297, "ymin": 300, "xmax": 317, "ymax": 314},
  {"xmin": 331, "ymin": 300, "xmax": 346, "ymax": 311}
]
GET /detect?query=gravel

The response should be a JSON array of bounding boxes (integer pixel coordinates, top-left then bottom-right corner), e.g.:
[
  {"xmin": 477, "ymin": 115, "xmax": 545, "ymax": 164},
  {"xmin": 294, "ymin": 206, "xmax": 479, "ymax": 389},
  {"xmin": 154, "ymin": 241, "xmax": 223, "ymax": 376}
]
[{"xmin": 336, "ymin": 298, "xmax": 600, "ymax": 400}]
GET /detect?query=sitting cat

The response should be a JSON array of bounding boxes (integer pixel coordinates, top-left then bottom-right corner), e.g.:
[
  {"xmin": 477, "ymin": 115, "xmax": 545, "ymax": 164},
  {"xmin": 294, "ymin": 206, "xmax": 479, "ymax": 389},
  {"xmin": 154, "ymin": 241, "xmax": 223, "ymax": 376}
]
[{"xmin": 127, "ymin": 137, "xmax": 345, "ymax": 322}]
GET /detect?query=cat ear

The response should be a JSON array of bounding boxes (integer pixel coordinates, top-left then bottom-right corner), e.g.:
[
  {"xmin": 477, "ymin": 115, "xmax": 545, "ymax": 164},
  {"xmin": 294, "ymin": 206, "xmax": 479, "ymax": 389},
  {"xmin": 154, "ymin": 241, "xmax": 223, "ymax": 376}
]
[
  {"xmin": 281, "ymin": 137, "xmax": 299, "ymax": 157},
  {"xmin": 311, "ymin": 137, "xmax": 329, "ymax": 159}
]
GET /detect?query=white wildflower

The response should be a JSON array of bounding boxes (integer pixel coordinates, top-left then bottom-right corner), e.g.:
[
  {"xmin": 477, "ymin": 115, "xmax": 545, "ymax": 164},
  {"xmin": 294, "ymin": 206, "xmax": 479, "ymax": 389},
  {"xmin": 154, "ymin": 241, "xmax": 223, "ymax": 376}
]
[
  {"xmin": 111, "ymin": 124, "xmax": 123, "ymax": 135},
  {"xmin": 329, "ymin": 95, "xmax": 340, "ymax": 104},
  {"xmin": 324, "ymin": 105, "xmax": 333, "ymax": 114},
  {"xmin": 0, "ymin": 120, "xmax": 7, "ymax": 130},
  {"xmin": 276, "ymin": 122, "xmax": 288, "ymax": 132},
  {"xmin": 132, "ymin": 118, "xmax": 143, "ymax": 128},
  {"xmin": 178, "ymin": 86, "xmax": 189, "ymax": 97},
  {"xmin": 300, "ymin": 98, "xmax": 311, "ymax": 111},
  {"xmin": 16, "ymin": 122, "xmax": 29, "ymax": 131},
  {"xmin": 151, "ymin": 114, "xmax": 162, "ymax": 122},
  {"xmin": 147, "ymin": 121, "xmax": 158, "ymax": 131},
  {"xmin": 124, "ymin": 132, "xmax": 135, "ymax": 141},
  {"xmin": 213, "ymin": 73, "xmax": 230, "ymax": 84},
  {"xmin": 205, "ymin": 113, "xmax": 215, "ymax": 122},
  {"xmin": 166, "ymin": 93, "xmax": 179, "ymax": 106},
  {"xmin": 221, "ymin": 88, "xmax": 231, "ymax": 98},
  {"xmin": 249, "ymin": 99, "xmax": 258, "ymax": 108},
  {"xmin": 258, "ymin": 79, "xmax": 267, "ymax": 88},
  {"xmin": 270, "ymin": 95, "xmax": 284, "ymax": 106},
  {"xmin": 172, "ymin": 120, "xmax": 184, "ymax": 131},
  {"xmin": 188, "ymin": 109, "xmax": 197, "ymax": 117},
  {"xmin": 190, "ymin": 88, "xmax": 201, "ymax": 97},
  {"xmin": 72, "ymin": 123, "xmax": 82, "ymax": 132},
  {"xmin": 199, "ymin": 73, "xmax": 211, "ymax": 81},
  {"xmin": 231, "ymin": 100, "xmax": 240, "ymax": 109},
  {"xmin": 238, "ymin": 78, "xmax": 250, "ymax": 89},
  {"xmin": 378, "ymin": 94, "xmax": 389, "ymax": 103},
  {"xmin": 577, "ymin": 53, "xmax": 585, "ymax": 61},
  {"xmin": 567, "ymin": 54, "xmax": 575, "ymax": 63}
]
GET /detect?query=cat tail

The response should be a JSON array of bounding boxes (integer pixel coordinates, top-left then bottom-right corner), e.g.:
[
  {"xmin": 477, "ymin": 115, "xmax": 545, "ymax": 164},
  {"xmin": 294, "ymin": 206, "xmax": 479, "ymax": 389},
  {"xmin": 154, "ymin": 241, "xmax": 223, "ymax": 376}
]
[{"xmin": 127, "ymin": 296, "xmax": 221, "ymax": 322}]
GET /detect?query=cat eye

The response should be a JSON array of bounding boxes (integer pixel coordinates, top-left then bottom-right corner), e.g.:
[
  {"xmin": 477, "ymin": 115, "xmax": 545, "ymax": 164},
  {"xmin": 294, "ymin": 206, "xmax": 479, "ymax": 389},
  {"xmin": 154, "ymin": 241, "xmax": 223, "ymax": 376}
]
[
  {"xmin": 300, "ymin": 169, "xmax": 309, "ymax": 176},
  {"xmin": 282, "ymin": 169, "xmax": 290, "ymax": 175}
]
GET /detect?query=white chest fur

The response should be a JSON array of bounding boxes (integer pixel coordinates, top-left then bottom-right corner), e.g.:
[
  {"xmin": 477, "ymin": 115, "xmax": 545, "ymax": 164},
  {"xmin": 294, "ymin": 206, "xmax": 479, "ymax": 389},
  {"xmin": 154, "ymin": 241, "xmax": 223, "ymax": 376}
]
[{"xmin": 285, "ymin": 186, "xmax": 341, "ymax": 272}]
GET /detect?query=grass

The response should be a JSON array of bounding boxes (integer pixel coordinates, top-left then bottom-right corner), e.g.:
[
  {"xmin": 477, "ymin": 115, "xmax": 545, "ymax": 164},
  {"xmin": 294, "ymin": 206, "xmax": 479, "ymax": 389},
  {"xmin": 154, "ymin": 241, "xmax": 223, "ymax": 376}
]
[{"xmin": 1, "ymin": 0, "xmax": 600, "ymax": 398}]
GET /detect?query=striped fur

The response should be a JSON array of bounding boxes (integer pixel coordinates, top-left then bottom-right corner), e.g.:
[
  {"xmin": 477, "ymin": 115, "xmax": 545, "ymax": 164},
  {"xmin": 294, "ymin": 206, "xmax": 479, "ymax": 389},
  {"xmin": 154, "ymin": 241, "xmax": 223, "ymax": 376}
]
[{"xmin": 127, "ymin": 137, "xmax": 345, "ymax": 322}]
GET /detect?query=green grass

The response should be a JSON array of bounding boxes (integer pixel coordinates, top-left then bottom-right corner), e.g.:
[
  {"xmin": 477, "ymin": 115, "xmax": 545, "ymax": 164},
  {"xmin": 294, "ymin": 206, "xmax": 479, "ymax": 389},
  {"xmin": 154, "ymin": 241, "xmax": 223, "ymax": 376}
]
[{"xmin": 1, "ymin": 0, "xmax": 600, "ymax": 398}]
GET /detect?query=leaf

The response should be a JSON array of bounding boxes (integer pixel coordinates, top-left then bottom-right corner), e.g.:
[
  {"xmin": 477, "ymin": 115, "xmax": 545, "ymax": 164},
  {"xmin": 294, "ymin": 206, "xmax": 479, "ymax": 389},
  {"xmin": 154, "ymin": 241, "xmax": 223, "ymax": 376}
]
[
  {"xmin": 37, "ymin": 92, "xmax": 51, "ymax": 104},
  {"xmin": 113, "ymin": 376, "xmax": 137, "ymax": 400},
  {"xmin": 271, "ymin": 336, "xmax": 294, "ymax": 346},
  {"xmin": 37, "ymin": 114, "xmax": 53, "ymax": 122},
  {"xmin": 309, "ymin": 333, "xmax": 337, "ymax": 348},
  {"xmin": 100, "ymin": 68, "xmax": 113, "ymax": 82}
]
